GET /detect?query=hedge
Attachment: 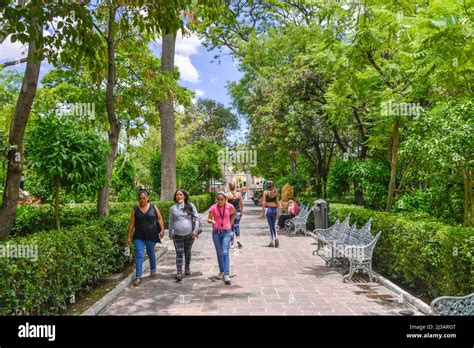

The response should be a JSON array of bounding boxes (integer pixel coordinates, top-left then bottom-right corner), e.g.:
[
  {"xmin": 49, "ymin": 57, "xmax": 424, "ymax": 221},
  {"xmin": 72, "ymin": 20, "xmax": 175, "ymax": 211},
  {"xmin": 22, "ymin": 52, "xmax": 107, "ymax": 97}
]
[
  {"xmin": 328, "ymin": 204, "xmax": 473, "ymax": 300},
  {"xmin": 0, "ymin": 213, "xmax": 132, "ymax": 315}
]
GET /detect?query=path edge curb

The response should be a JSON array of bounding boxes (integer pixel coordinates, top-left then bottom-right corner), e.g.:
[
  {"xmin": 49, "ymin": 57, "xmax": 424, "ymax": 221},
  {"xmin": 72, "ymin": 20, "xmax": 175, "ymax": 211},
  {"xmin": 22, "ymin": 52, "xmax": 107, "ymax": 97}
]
[
  {"xmin": 81, "ymin": 242, "xmax": 169, "ymax": 316},
  {"xmin": 373, "ymin": 271, "xmax": 432, "ymax": 315}
]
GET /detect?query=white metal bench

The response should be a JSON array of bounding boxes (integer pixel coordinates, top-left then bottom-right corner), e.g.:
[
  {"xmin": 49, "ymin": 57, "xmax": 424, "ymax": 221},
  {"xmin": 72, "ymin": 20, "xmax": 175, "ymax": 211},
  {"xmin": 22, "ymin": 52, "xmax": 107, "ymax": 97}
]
[{"xmin": 310, "ymin": 215, "xmax": 381, "ymax": 283}]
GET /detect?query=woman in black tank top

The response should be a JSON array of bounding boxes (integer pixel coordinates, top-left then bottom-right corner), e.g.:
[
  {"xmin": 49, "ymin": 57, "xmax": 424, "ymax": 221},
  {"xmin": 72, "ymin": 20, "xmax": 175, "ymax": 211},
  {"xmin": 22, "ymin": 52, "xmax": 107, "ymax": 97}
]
[
  {"xmin": 227, "ymin": 183, "xmax": 244, "ymax": 249},
  {"xmin": 127, "ymin": 189, "xmax": 164, "ymax": 286}
]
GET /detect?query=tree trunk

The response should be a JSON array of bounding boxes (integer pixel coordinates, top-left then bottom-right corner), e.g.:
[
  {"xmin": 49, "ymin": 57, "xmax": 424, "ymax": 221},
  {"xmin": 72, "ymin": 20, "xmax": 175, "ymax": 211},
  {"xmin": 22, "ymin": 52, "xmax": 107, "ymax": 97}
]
[
  {"xmin": 355, "ymin": 187, "xmax": 365, "ymax": 206},
  {"xmin": 289, "ymin": 150, "xmax": 296, "ymax": 176},
  {"xmin": 386, "ymin": 119, "xmax": 400, "ymax": 211},
  {"xmin": 0, "ymin": 19, "xmax": 42, "ymax": 240},
  {"xmin": 54, "ymin": 178, "xmax": 61, "ymax": 231},
  {"xmin": 462, "ymin": 167, "xmax": 473, "ymax": 227},
  {"xmin": 159, "ymin": 32, "xmax": 177, "ymax": 201},
  {"xmin": 97, "ymin": 7, "xmax": 120, "ymax": 217}
]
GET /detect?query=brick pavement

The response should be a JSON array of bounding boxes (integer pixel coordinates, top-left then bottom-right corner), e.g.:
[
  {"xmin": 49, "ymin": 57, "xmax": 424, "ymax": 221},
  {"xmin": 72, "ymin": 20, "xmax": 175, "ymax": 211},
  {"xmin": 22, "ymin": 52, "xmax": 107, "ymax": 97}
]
[{"xmin": 100, "ymin": 200, "xmax": 422, "ymax": 316}]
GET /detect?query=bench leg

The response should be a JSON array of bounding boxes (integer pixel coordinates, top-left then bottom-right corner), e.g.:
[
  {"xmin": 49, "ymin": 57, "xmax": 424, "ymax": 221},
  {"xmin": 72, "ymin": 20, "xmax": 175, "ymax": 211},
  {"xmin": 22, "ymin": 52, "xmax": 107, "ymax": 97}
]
[
  {"xmin": 343, "ymin": 260, "xmax": 356, "ymax": 283},
  {"xmin": 367, "ymin": 260, "xmax": 379, "ymax": 283},
  {"xmin": 344, "ymin": 259, "xmax": 377, "ymax": 283}
]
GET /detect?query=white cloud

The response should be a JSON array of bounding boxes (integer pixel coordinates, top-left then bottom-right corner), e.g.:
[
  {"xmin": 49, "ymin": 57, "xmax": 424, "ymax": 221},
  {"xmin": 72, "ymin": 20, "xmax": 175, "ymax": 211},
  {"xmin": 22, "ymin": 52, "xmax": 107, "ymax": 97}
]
[
  {"xmin": 195, "ymin": 89, "xmax": 205, "ymax": 97},
  {"xmin": 0, "ymin": 30, "xmax": 52, "ymax": 64},
  {"xmin": 155, "ymin": 29, "xmax": 202, "ymax": 84},
  {"xmin": 174, "ymin": 103, "xmax": 185, "ymax": 114},
  {"xmin": 175, "ymin": 54, "xmax": 199, "ymax": 83},
  {"xmin": 0, "ymin": 35, "xmax": 28, "ymax": 62},
  {"xmin": 192, "ymin": 89, "xmax": 205, "ymax": 104},
  {"xmin": 175, "ymin": 29, "xmax": 202, "ymax": 56}
]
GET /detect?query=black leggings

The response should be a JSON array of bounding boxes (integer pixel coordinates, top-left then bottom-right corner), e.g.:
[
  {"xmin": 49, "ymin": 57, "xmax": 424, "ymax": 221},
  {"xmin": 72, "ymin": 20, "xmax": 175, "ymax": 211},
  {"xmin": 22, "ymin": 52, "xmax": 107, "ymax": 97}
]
[
  {"xmin": 172, "ymin": 234, "xmax": 195, "ymax": 274},
  {"xmin": 278, "ymin": 214, "xmax": 296, "ymax": 228}
]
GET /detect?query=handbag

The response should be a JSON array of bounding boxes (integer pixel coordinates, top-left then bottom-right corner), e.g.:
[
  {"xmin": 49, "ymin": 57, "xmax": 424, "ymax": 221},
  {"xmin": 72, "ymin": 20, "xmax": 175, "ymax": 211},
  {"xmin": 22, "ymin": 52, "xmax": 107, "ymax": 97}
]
[{"xmin": 192, "ymin": 214, "xmax": 203, "ymax": 235}]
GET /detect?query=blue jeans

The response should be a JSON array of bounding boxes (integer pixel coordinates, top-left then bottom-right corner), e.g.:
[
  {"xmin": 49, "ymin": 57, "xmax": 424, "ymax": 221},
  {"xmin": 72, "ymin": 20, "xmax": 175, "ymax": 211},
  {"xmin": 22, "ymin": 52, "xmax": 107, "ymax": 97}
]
[
  {"xmin": 134, "ymin": 239, "xmax": 156, "ymax": 278},
  {"xmin": 212, "ymin": 229, "xmax": 232, "ymax": 276},
  {"xmin": 266, "ymin": 206, "xmax": 278, "ymax": 240},
  {"xmin": 231, "ymin": 212, "xmax": 241, "ymax": 240}
]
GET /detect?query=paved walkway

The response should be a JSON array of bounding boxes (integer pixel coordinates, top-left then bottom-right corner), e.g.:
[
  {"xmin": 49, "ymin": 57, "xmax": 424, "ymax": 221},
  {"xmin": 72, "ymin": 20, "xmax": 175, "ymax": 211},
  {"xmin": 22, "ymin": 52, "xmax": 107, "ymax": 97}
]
[{"xmin": 101, "ymin": 200, "xmax": 421, "ymax": 315}]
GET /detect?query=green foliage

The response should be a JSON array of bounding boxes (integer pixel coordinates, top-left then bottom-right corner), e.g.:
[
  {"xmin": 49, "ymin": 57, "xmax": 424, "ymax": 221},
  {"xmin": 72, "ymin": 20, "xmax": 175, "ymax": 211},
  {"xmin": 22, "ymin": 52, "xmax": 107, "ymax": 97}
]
[
  {"xmin": 329, "ymin": 204, "xmax": 473, "ymax": 299},
  {"xmin": 112, "ymin": 152, "xmax": 137, "ymax": 199},
  {"xmin": 151, "ymin": 141, "xmax": 222, "ymax": 195},
  {"xmin": 392, "ymin": 187, "xmax": 463, "ymax": 226},
  {"xmin": 184, "ymin": 98, "xmax": 239, "ymax": 145},
  {"xmin": 0, "ymin": 213, "xmax": 132, "ymax": 315},
  {"xmin": 26, "ymin": 114, "xmax": 109, "ymax": 196},
  {"xmin": 209, "ymin": 0, "xmax": 473, "ymax": 224},
  {"xmin": 328, "ymin": 157, "xmax": 390, "ymax": 210},
  {"xmin": 275, "ymin": 173, "xmax": 308, "ymax": 197}
]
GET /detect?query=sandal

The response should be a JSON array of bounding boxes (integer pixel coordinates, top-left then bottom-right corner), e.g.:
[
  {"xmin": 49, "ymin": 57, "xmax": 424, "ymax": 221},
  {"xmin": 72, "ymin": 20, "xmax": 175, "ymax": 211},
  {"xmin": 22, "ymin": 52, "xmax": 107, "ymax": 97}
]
[{"xmin": 132, "ymin": 278, "xmax": 142, "ymax": 286}]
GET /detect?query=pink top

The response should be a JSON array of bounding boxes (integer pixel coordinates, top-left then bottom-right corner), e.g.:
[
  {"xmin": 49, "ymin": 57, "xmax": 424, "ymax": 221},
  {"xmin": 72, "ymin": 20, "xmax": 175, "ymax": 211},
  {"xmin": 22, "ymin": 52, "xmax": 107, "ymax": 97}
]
[
  {"xmin": 209, "ymin": 202, "xmax": 234, "ymax": 230},
  {"xmin": 289, "ymin": 202, "xmax": 300, "ymax": 216}
]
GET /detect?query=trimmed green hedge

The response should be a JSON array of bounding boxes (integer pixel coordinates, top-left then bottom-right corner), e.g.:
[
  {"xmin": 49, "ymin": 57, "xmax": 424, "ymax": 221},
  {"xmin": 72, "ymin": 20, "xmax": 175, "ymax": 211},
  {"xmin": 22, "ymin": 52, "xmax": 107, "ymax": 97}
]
[
  {"xmin": 0, "ymin": 213, "xmax": 132, "ymax": 315},
  {"xmin": 329, "ymin": 204, "xmax": 473, "ymax": 300}
]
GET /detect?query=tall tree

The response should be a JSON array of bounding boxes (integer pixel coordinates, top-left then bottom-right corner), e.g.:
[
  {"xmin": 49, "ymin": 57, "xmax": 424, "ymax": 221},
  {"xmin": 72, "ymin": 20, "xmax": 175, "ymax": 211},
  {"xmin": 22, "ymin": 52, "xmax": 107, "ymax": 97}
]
[
  {"xmin": 0, "ymin": 1, "xmax": 89, "ymax": 239},
  {"xmin": 158, "ymin": 32, "xmax": 177, "ymax": 201}
]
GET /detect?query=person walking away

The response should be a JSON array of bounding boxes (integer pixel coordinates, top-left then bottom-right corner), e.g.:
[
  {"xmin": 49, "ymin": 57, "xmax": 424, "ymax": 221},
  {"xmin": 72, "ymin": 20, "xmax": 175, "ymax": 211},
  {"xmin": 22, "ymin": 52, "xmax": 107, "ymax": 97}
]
[
  {"xmin": 169, "ymin": 189, "xmax": 200, "ymax": 282},
  {"xmin": 207, "ymin": 191, "xmax": 236, "ymax": 285},
  {"xmin": 261, "ymin": 181, "xmax": 280, "ymax": 247},
  {"xmin": 127, "ymin": 189, "xmax": 164, "ymax": 286},
  {"xmin": 227, "ymin": 182, "xmax": 244, "ymax": 249}
]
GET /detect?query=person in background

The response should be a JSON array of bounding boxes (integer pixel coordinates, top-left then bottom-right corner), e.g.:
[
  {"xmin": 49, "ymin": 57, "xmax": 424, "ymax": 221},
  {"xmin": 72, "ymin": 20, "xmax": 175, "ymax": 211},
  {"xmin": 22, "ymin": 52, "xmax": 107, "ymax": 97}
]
[
  {"xmin": 277, "ymin": 198, "xmax": 300, "ymax": 230},
  {"xmin": 127, "ymin": 189, "xmax": 164, "ymax": 286},
  {"xmin": 241, "ymin": 183, "xmax": 247, "ymax": 200},
  {"xmin": 169, "ymin": 189, "xmax": 200, "ymax": 282},
  {"xmin": 207, "ymin": 191, "xmax": 236, "ymax": 285},
  {"xmin": 261, "ymin": 181, "xmax": 280, "ymax": 247},
  {"xmin": 227, "ymin": 182, "xmax": 244, "ymax": 249}
]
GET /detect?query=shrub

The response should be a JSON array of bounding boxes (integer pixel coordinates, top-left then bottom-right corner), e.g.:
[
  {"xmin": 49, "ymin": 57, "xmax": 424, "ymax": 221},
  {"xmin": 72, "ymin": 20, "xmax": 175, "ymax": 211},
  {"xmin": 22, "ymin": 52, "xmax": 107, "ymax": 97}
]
[
  {"xmin": 0, "ymin": 213, "xmax": 132, "ymax": 315},
  {"xmin": 329, "ymin": 204, "xmax": 473, "ymax": 300}
]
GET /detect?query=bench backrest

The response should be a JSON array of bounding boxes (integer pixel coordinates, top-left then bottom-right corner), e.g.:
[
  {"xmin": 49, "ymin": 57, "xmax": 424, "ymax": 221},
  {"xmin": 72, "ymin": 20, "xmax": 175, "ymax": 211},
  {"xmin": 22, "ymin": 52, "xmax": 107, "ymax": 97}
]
[{"xmin": 430, "ymin": 294, "xmax": 474, "ymax": 316}]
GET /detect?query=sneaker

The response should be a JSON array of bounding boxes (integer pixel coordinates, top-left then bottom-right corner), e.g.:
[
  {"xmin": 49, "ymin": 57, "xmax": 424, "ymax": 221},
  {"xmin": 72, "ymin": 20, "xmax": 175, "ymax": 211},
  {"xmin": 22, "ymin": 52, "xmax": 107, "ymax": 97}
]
[
  {"xmin": 237, "ymin": 241, "xmax": 243, "ymax": 248},
  {"xmin": 275, "ymin": 238, "xmax": 279, "ymax": 248},
  {"xmin": 217, "ymin": 272, "xmax": 224, "ymax": 278},
  {"xmin": 267, "ymin": 241, "xmax": 275, "ymax": 247},
  {"xmin": 175, "ymin": 274, "xmax": 183, "ymax": 282},
  {"xmin": 223, "ymin": 275, "xmax": 231, "ymax": 285},
  {"xmin": 184, "ymin": 268, "xmax": 191, "ymax": 276}
]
